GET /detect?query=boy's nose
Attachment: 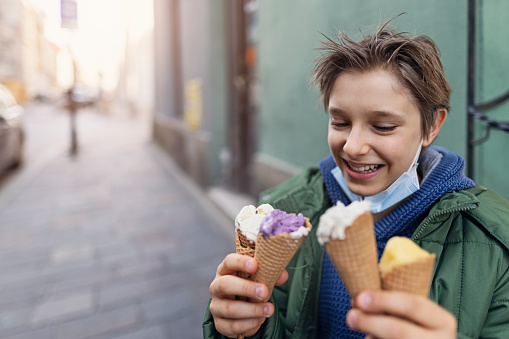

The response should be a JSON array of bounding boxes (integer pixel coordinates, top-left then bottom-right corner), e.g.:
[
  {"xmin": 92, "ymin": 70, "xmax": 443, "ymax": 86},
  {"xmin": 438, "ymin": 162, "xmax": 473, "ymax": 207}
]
[{"xmin": 343, "ymin": 128, "xmax": 369, "ymax": 158}]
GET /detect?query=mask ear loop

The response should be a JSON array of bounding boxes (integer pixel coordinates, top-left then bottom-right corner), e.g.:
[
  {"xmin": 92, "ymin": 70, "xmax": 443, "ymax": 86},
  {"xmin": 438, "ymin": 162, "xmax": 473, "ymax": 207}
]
[{"xmin": 407, "ymin": 140, "xmax": 423, "ymax": 173}]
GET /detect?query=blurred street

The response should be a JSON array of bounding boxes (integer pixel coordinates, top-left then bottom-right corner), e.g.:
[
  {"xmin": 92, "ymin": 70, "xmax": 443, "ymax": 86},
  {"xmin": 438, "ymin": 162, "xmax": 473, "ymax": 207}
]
[{"xmin": 0, "ymin": 103, "xmax": 233, "ymax": 338}]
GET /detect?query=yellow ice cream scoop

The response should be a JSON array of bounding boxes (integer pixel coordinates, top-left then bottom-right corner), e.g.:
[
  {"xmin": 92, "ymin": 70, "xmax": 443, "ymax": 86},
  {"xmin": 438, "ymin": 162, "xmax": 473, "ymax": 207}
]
[
  {"xmin": 379, "ymin": 236, "xmax": 436, "ymax": 297},
  {"xmin": 379, "ymin": 236, "xmax": 432, "ymax": 275}
]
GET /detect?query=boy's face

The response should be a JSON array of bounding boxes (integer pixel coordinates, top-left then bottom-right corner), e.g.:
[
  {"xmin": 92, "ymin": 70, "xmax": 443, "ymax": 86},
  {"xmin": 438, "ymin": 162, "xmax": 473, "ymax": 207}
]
[{"xmin": 327, "ymin": 69, "xmax": 427, "ymax": 197}]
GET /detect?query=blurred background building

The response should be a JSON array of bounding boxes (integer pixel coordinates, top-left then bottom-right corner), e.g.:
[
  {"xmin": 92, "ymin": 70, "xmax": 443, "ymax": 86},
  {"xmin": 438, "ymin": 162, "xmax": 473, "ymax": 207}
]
[
  {"xmin": 0, "ymin": 0, "xmax": 153, "ymax": 113},
  {"xmin": 0, "ymin": 0, "xmax": 58, "ymax": 102},
  {"xmin": 152, "ymin": 0, "xmax": 509, "ymax": 202}
]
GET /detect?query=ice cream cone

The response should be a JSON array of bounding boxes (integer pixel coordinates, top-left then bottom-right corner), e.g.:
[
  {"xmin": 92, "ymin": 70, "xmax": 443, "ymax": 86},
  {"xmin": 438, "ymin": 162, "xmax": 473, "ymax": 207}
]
[
  {"xmin": 236, "ymin": 230, "xmax": 256, "ymax": 280},
  {"xmin": 251, "ymin": 218, "xmax": 312, "ymax": 301},
  {"xmin": 236, "ymin": 230, "xmax": 256, "ymax": 257},
  {"xmin": 324, "ymin": 211, "xmax": 381, "ymax": 299},
  {"xmin": 235, "ymin": 231, "xmax": 257, "ymax": 339},
  {"xmin": 381, "ymin": 253, "xmax": 436, "ymax": 297}
]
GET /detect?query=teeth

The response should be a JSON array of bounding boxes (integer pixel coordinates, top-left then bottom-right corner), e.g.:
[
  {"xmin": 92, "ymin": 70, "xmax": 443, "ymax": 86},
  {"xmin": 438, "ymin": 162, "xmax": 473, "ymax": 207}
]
[{"xmin": 350, "ymin": 164, "xmax": 379, "ymax": 173}]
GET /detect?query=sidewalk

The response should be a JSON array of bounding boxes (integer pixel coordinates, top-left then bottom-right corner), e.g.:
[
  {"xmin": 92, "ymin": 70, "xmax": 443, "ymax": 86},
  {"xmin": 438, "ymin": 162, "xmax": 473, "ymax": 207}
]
[{"xmin": 0, "ymin": 103, "xmax": 234, "ymax": 338}]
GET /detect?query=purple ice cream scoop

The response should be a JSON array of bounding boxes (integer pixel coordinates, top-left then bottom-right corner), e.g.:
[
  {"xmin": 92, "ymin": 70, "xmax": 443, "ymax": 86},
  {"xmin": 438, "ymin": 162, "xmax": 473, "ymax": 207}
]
[{"xmin": 259, "ymin": 209, "xmax": 306, "ymax": 239}]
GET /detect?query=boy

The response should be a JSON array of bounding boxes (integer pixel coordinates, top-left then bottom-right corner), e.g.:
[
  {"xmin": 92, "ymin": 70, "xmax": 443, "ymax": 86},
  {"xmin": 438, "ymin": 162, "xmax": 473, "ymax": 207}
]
[{"xmin": 204, "ymin": 23, "xmax": 509, "ymax": 338}]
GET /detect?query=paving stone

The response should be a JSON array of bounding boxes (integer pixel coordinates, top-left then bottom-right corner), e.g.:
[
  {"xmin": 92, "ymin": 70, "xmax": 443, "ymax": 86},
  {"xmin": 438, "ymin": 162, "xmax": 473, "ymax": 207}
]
[
  {"xmin": 95, "ymin": 241, "xmax": 137, "ymax": 257},
  {"xmin": 30, "ymin": 291, "xmax": 94, "ymax": 325},
  {"xmin": 0, "ymin": 268, "xmax": 45, "ymax": 293},
  {"xmin": 49, "ymin": 269, "xmax": 112, "ymax": 293},
  {"xmin": 55, "ymin": 305, "xmax": 140, "ymax": 339},
  {"xmin": 50, "ymin": 243, "xmax": 95, "ymax": 264},
  {"xmin": 140, "ymin": 288, "xmax": 194, "ymax": 322},
  {"xmin": 2, "ymin": 326, "xmax": 55, "ymax": 339},
  {"xmin": 98, "ymin": 272, "xmax": 177, "ymax": 307},
  {"xmin": 99, "ymin": 250, "xmax": 140, "ymax": 269},
  {"xmin": 0, "ymin": 248, "xmax": 50, "ymax": 271},
  {"xmin": 0, "ymin": 284, "xmax": 47, "ymax": 308},
  {"xmin": 42, "ymin": 257, "xmax": 97, "ymax": 279},
  {"xmin": 167, "ymin": 312, "xmax": 204, "ymax": 339},
  {"xmin": 0, "ymin": 307, "xmax": 31, "ymax": 333},
  {"xmin": 107, "ymin": 323, "xmax": 172, "ymax": 339},
  {"xmin": 47, "ymin": 286, "xmax": 96, "ymax": 303},
  {"xmin": 112, "ymin": 258, "xmax": 167, "ymax": 280}
]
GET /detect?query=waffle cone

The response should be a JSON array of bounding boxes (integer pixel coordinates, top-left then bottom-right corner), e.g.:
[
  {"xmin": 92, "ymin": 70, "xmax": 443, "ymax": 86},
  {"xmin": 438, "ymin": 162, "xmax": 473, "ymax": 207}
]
[
  {"xmin": 235, "ymin": 230, "xmax": 256, "ymax": 280},
  {"xmin": 251, "ymin": 218, "xmax": 312, "ymax": 301},
  {"xmin": 324, "ymin": 211, "xmax": 380, "ymax": 299},
  {"xmin": 236, "ymin": 230, "xmax": 256, "ymax": 257},
  {"xmin": 381, "ymin": 254, "xmax": 436, "ymax": 297}
]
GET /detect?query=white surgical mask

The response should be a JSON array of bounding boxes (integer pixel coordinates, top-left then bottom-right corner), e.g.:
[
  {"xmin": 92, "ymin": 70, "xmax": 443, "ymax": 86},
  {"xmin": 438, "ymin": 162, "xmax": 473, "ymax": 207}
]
[{"xmin": 331, "ymin": 141, "xmax": 423, "ymax": 214}]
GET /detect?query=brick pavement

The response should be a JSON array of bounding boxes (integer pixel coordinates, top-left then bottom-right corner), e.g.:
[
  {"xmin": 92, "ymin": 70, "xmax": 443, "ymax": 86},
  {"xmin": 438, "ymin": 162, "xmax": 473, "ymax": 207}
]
[{"xmin": 0, "ymin": 104, "xmax": 234, "ymax": 338}]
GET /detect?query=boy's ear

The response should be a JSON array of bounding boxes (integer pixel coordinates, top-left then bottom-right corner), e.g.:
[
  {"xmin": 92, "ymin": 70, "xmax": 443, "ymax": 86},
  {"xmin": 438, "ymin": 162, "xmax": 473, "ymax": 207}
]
[{"xmin": 423, "ymin": 109, "xmax": 447, "ymax": 147}]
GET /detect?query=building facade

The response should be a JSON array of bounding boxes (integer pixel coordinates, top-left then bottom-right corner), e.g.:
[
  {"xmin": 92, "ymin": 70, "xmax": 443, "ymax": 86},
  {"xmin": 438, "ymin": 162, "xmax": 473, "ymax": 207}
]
[{"xmin": 0, "ymin": 0, "xmax": 58, "ymax": 103}]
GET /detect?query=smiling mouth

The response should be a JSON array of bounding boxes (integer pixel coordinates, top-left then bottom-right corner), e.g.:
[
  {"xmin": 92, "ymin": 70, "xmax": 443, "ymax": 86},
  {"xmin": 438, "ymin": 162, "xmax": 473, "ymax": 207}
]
[{"xmin": 346, "ymin": 162, "xmax": 382, "ymax": 174}]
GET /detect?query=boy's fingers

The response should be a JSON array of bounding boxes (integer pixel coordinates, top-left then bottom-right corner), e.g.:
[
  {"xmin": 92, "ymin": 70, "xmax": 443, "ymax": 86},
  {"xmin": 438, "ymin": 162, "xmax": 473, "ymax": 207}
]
[
  {"xmin": 353, "ymin": 291, "xmax": 456, "ymax": 329},
  {"xmin": 214, "ymin": 316, "xmax": 265, "ymax": 338},
  {"xmin": 210, "ymin": 275, "xmax": 269, "ymax": 301},
  {"xmin": 275, "ymin": 269, "xmax": 289, "ymax": 286},
  {"xmin": 210, "ymin": 298, "xmax": 273, "ymax": 319},
  {"xmin": 347, "ymin": 309, "xmax": 426, "ymax": 339},
  {"xmin": 217, "ymin": 253, "xmax": 258, "ymax": 276}
]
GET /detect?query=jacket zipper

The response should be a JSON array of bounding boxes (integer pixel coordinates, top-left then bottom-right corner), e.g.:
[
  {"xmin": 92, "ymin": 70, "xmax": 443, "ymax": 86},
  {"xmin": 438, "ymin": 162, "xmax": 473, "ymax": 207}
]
[{"xmin": 413, "ymin": 203, "xmax": 478, "ymax": 239}]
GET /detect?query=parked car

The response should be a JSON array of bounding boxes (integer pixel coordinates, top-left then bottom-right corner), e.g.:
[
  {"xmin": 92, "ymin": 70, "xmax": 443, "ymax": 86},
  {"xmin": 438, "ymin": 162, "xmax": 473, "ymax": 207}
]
[{"xmin": 0, "ymin": 84, "xmax": 24, "ymax": 172}]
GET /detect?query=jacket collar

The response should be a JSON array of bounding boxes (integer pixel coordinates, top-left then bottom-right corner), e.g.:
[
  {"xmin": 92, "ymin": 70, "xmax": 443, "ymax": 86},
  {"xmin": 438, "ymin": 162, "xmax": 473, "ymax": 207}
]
[
  {"xmin": 413, "ymin": 186, "xmax": 481, "ymax": 240},
  {"xmin": 416, "ymin": 184, "xmax": 509, "ymax": 253}
]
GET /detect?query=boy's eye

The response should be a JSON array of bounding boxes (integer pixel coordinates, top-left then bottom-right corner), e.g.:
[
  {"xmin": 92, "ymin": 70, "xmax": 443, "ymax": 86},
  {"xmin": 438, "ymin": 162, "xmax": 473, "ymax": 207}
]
[
  {"xmin": 331, "ymin": 122, "xmax": 349, "ymax": 128},
  {"xmin": 373, "ymin": 125, "xmax": 396, "ymax": 132}
]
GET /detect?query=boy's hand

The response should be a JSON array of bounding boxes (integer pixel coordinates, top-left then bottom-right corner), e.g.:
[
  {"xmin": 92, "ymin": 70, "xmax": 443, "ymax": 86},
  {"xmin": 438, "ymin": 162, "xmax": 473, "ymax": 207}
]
[
  {"xmin": 209, "ymin": 253, "xmax": 288, "ymax": 337},
  {"xmin": 346, "ymin": 290, "xmax": 457, "ymax": 339}
]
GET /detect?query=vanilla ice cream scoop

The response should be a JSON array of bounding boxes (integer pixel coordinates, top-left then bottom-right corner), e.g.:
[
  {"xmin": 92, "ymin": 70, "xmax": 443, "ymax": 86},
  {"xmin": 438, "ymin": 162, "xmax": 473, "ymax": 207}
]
[
  {"xmin": 235, "ymin": 204, "xmax": 274, "ymax": 243},
  {"xmin": 317, "ymin": 200, "xmax": 371, "ymax": 245}
]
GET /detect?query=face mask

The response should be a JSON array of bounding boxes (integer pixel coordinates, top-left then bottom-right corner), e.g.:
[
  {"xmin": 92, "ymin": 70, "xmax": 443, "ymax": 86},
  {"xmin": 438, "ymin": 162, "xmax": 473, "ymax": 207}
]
[{"xmin": 331, "ymin": 141, "xmax": 423, "ymax": 214}]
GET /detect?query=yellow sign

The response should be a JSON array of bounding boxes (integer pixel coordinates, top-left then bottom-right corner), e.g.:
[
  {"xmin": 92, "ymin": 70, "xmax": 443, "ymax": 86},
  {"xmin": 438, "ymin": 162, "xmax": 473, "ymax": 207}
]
[{"xmin": 184, "ymin": 78, "xmax": 203, "ymax": 131}]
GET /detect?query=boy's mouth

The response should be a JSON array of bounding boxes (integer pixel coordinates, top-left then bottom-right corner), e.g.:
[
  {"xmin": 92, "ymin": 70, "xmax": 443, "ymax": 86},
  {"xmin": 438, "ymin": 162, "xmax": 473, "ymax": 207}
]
[{"xmin": 346, "ymin": 162, "xmax": 382, "ymax": 174}]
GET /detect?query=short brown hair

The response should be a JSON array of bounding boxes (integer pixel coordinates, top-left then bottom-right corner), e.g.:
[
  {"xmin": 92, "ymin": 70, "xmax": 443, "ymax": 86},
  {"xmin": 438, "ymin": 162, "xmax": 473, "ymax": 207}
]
[{"xmin": 313, "ymin": 25, "xmax": 451, "ymax": 137}]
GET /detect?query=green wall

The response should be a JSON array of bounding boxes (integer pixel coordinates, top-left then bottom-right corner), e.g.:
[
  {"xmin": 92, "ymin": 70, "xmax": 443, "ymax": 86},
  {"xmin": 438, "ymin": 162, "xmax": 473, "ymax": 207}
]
[
  {"xmin": 474, "ymin": 0, "xmax": 509, "ymax": 199},
  {"xmin": 257, "ymin": 0, "xmax": 509, "ymax": 199}
]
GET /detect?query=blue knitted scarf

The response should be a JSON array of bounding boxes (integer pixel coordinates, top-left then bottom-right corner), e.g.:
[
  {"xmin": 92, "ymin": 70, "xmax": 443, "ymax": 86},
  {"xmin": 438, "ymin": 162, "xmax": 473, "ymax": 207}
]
[{"xmin": 317, "ymin": 146, "xmax": 475, "ymax": 338}]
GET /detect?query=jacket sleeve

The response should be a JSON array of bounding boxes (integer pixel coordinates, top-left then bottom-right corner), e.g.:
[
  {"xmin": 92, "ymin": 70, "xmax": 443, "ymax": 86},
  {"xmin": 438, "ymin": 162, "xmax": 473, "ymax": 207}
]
[
  {"xmin": 202, "ymin": 299, "xmax": 227, "ymax": 339},
  {"xmin": 202, "ymin": 296, "xmax": 285, "ymax": 339},
  {"xmin": 466, "ymin": 188, "xmax": 509, "ymax": 338},
  {"xmin": 478, "ymin": 264, "xmax": 509, "ymax": 338}
]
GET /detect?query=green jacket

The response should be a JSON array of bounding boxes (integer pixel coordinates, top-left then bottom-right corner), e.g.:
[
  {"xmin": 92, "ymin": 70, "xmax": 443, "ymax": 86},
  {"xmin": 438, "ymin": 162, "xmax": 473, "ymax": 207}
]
[{"xmin": 203, "ymin": 168, "xmax": 509, "ymax": 339}]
